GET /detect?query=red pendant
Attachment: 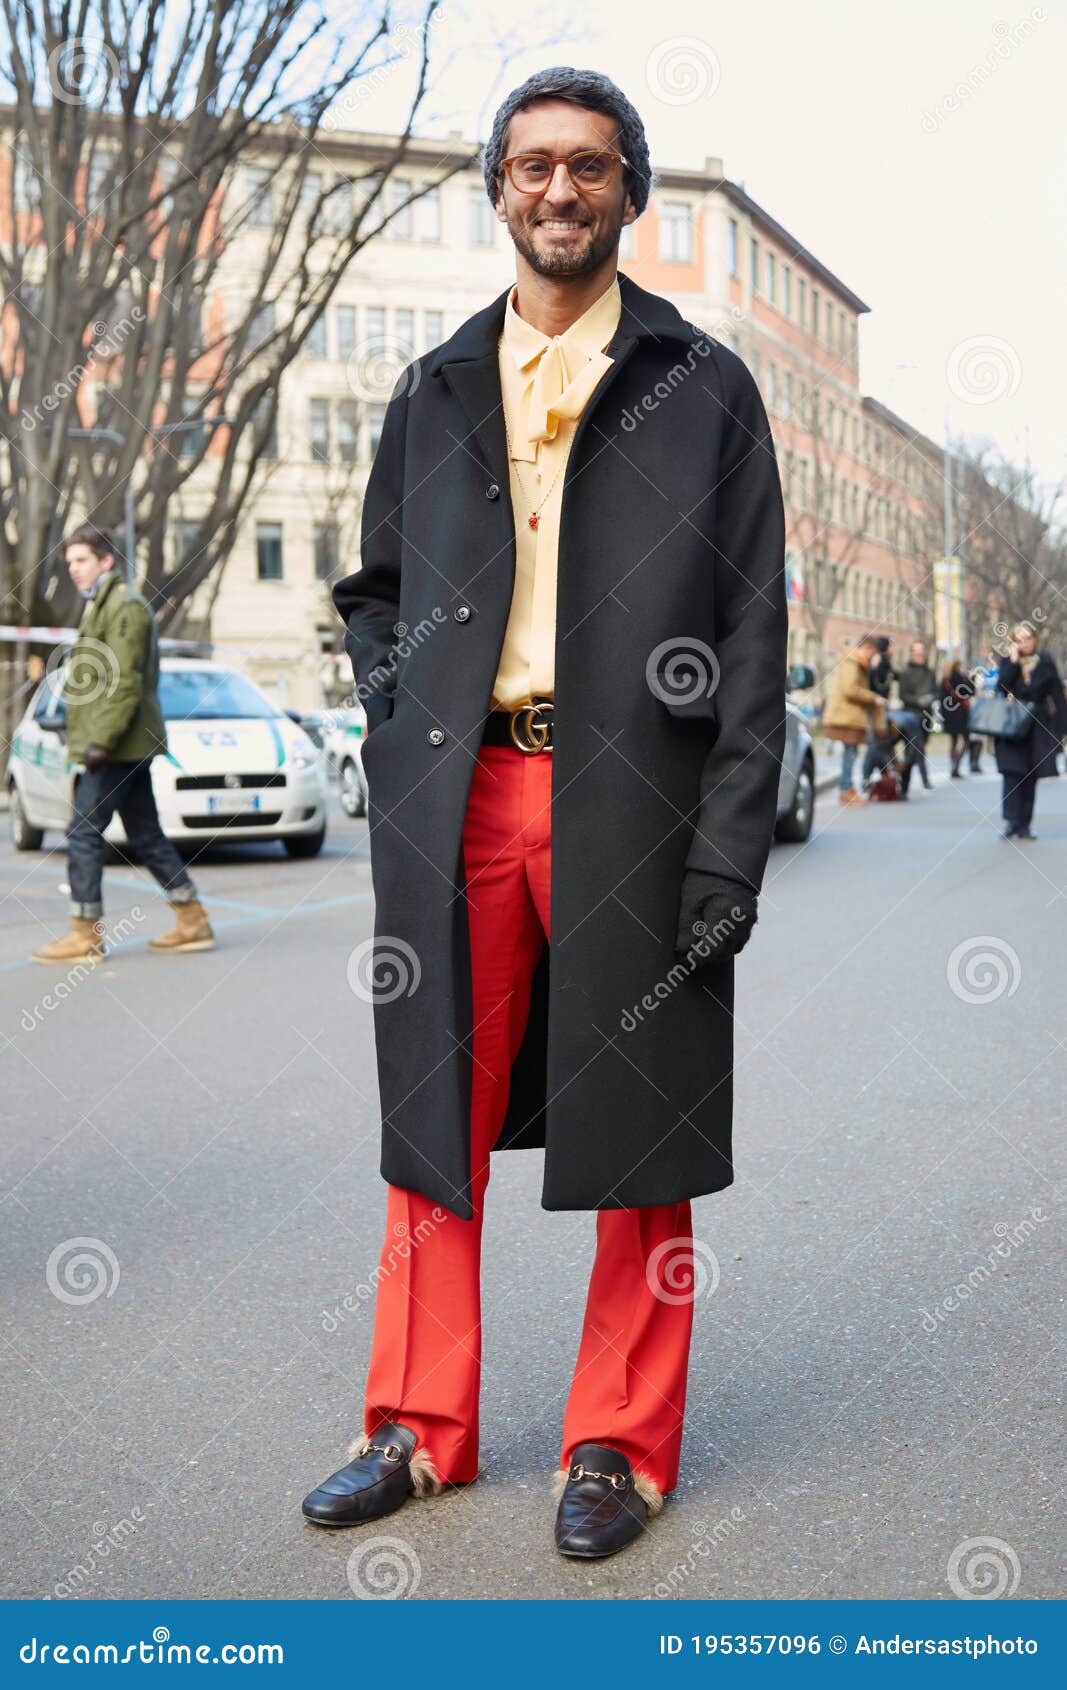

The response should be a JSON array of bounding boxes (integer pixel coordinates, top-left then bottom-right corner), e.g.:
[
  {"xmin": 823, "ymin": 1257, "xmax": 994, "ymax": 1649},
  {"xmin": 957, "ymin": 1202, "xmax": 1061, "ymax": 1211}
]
[{"xmin": 528, "ymin": 513, "xmax": 539, "ymax": 529}]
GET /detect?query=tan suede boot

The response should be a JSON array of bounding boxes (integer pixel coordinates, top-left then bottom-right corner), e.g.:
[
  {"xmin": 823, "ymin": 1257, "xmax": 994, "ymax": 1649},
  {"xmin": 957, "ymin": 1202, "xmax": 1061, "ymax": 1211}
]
[
  {"xmin": 149, "ymin": 899, "xmax": 216, "ymax": 953},
  {"xmin": 31, "ymin": 916, "xmax": 107, "ymax": 964}
]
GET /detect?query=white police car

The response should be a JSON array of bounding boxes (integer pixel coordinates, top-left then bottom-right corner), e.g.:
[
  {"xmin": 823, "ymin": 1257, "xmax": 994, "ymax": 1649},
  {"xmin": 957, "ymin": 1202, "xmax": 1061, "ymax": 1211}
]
[{"xmin": 8, "ymin": 657, "xmax": 328, "ymax": 857}]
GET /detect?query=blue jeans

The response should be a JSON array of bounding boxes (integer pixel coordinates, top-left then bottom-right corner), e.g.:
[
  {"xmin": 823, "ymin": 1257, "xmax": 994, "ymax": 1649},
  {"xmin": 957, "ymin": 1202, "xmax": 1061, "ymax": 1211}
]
[
  {"xmin": 67, "ymin": 760, "xmax": 196, "ymax": 918},
  {"xmin": 839, "ymin": 741, "xmax": 859, "ymax": 792}
]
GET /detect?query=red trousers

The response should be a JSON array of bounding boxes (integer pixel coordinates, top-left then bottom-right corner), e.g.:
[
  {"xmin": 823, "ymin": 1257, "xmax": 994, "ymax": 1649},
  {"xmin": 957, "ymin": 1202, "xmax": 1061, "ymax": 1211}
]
[{"xmin": 363, "ymin": 745, "xmax": 694, "ymax": 1492}]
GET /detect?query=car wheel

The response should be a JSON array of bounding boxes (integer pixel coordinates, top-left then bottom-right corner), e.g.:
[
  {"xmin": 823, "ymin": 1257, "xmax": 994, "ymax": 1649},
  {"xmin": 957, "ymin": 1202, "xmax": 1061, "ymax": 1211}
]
[
  {"xmin": 339, "ymin": 757, "xmax": 367, "ymax": 818},
  {"xmin": 774, "ymin": 760, "xmax": 815, "ymax": 843},
  {"xmin": 9, "ymin": 784, "xmax": 45, "ymax": 851},
  {"xmin": 283, "ymin": 825, "xmax": 327, "ymax": 859}
]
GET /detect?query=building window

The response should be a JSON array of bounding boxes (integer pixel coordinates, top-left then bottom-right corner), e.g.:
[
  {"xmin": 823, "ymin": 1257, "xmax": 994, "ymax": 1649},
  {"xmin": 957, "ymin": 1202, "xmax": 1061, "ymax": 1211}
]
[
  {"xmin": 469, "ymin": 186, "xmax": 494, "ymax": 246},
  {"xmin": 765, "ymin": 251, "xmax": 776, "ymax": 306},
  {"xmin": 246, "ymin": 165, "xmax": 273, "ymax": 229},
  {"xmin": 783, "ymin": 370, "xmax": 793, "ymax": 420},
  {"xmin": 313, "ymin": 522, "xmax": 339, "ymax": 581},
  {"xmin": 659, "ymin": 200, "xmax": 692, "ymax": 263},
  {"xmin": 256, "ymin": 522, "xmax": 283, "ymax": 581},
  {"xmin": 306, "ymin": 313, "xmax": 327, "ymax": 358},
  {"xmin": 782, "ymin": 265, "xmax": 792, "ymax": 317},
  {"xmin": 414, "ymin": 182, "xmax": 441, "ymax": 242},
  {"xmin": 394, "ymin": 308, "xmax": 415, "ymax": 357},
  {"xmin": 750, "ymin": 235, "xmax": 759, "ymax": 289},
  {"xmin": 329, "ymin": 176, "xmax": 354, "ymax": 233},
  {"xmin": 336, "ymin": 304, "xmax": 357, "ymax": 358},
  {"xmin": 368, "ymin": 402, "xmax": 387, "ymax": 459},
  {"xmin": 386, "ymin": 175, "xmax": 413, "ymax": 240},
  {"xmin": 797, "ymin": 275, "xmax": 807, "ymax": 331},
  {"xmin": 618, "ymin": 221, "xmax": 635, "ymax": 259},
  {"xmin": 365, "ymin": 305, "xmax": 386, "ymax": 351},
  {"xmin": 812, "ymin": 287, "xmax": 820, "ymax": 341},
  {"xmin": 309, "ymin": 398, "xmax": 330, "ymax": 462},
  {"xmin": 750, "ymin": 346, "xmax": 761, "ymax": 384},
  {"xmin": 423, "ymin": 309, "xmax": 443, "ymax": 350},
  {"xmin": 766, "ymin": 362, "xmax": 778, "ymax": 412},
  {"xmin": 727, "ymin": 217, "xmax": 738, "ymax": 277},
  {"xmin": 338, "ymin": 399, "xmax": 359, "ymax": 464},
  {"xmin": 300, "ymin": 169, "xmax": 323, "ymax": 231},
  {"xmin": 248, "ymin": 299, "xmax": 275, "ymax": 353}
]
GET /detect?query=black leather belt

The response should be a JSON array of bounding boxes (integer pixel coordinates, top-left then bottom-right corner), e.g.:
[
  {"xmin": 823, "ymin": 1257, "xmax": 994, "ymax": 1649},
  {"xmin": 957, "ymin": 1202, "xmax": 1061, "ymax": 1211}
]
[{"xmin": 482, "ymin": 697, "xmax": 554, "ymax": 753}]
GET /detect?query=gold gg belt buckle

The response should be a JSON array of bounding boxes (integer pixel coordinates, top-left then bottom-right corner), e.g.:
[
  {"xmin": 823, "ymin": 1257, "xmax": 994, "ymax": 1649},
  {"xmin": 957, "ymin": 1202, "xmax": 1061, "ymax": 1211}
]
[{"xmin": 509, "ymin": 698, "xmax": 554, "ymax": 753}]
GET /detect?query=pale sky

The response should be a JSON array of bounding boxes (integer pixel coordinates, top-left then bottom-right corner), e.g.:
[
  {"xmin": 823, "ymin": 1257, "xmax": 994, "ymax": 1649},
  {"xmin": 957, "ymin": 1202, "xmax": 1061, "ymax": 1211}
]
[{"xmin": 346, "ymin": 0, "xmax": 1066, "ymax": 495}]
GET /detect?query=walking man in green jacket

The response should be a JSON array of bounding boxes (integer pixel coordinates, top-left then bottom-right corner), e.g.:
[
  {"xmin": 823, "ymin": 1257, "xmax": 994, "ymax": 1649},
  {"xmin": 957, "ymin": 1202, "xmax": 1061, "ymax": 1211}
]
[{"xmin": 32, "ymin": 526, "xmax": 215, "ymax": 963}]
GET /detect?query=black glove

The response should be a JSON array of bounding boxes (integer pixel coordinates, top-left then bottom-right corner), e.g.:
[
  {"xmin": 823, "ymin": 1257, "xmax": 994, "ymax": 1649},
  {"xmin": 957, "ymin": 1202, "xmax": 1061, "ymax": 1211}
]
[
  {"xmin": 84, "ymin": 742, "xmax": 110, "ymax": 773},
  {"xmin": 675, "ymin": 870, "xmax": 758, "ymax": 966}
]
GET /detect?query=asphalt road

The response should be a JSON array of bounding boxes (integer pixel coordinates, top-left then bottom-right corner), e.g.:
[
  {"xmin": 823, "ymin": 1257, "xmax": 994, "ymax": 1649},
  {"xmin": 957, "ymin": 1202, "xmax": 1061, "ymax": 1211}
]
[{"xmin": 1, "ymin": 765, "xmax": 1062, "ymax": 1602}]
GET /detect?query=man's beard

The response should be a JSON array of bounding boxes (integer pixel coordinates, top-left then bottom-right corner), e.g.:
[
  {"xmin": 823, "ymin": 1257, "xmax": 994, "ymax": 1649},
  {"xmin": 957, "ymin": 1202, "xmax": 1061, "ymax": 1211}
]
[{"xmin": 505, "ymin": 205, "xmax": 623, "ymax": 278}]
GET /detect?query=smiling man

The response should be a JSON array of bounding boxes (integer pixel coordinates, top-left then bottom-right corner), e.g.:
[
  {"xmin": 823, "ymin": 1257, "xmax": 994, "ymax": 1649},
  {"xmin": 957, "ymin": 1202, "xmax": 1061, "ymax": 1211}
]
[{"xmin": 305, "ymin": 68, "xmax": 787, "ymax": 1560}]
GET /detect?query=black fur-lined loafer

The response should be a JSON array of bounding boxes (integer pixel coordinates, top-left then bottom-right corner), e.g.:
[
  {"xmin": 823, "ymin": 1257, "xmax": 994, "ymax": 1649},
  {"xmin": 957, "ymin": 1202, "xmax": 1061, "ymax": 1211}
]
[
  {"xmin": 302, "ymin": 1421, "xmax": 441, "ymax": 1527},
  {"xmin": 553, "ymin": 1442, "xmax": 662, "ymax": 1559}
]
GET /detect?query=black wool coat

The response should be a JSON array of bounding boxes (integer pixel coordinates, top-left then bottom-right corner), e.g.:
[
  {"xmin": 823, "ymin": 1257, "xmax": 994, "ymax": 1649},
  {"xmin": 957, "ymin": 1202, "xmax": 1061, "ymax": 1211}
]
[
  {"xmin": 332, "ymin": 271, "xmax": 787, "ymax": 1220},
  {"xmin": 995, "ymin": 653, "xmax": 1067, "ymax": 779}
]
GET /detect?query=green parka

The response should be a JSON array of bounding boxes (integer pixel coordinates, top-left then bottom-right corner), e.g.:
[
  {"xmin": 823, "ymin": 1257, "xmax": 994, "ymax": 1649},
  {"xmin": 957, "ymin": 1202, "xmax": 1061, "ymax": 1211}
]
[{"xmin": 65, "ymin": 570, "xmax": 168, "ymax": 764}]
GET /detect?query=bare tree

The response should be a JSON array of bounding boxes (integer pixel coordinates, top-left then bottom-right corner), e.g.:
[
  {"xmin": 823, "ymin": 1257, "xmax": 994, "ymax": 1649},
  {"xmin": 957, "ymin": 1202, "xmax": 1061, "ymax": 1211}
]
[
  {"xmin": 953, "ymin": 439, "xmax": 1067, "ymax": 661},
  {"xmin": 0, "ymin": 0, "xmax": 477, "ymax": 632}
]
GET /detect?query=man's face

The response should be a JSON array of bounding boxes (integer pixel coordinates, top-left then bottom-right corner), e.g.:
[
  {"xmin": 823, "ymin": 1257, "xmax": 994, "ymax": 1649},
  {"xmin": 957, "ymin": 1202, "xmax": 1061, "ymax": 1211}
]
[
  {"xmin": 911, "ymin": 641, "xmax": 926, "ymax": 664},
  {"xmin": 66, "ymin": 543, "xmax": 114, "ymax": 595},
  {"xmin": 494, "ymin": 98, "xmax": 636, "ymax": 280}
]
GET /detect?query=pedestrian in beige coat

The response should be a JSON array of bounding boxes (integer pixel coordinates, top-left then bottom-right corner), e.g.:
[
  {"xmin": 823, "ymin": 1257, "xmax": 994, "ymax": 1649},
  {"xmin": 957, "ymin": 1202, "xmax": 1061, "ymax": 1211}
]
[{"xmin": 823, "ymin": 635, "xmax": 888, "ymax": 804}]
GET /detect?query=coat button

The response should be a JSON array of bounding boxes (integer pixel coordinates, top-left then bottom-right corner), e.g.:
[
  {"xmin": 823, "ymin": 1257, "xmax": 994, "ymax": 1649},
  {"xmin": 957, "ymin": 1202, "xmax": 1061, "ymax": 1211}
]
[
  {"xmin": 485, "ymin": 483, "xmax": 500, "ymax": 500},
  {"xmin": 453, "ymin": 605, "xmax": 471, "ymax": 622},
  {"xmin": 427, "ymin": 728, "xmax": 446, "ymax": 747}
]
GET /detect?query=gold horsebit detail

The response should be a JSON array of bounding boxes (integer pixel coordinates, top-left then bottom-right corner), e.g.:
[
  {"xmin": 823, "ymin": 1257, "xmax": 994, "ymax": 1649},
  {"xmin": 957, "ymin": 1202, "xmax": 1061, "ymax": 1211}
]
[
  {"xmin": 569, "ymin": 1462, "xmax": 628, "ymax": 1489},
  {"xmin": 509, "ymin": 697, "xmax": 554, "ymax": 754},
  {"xmin": 359, "ymin": 1440, "xmax": 404, "ymax": 1463}
]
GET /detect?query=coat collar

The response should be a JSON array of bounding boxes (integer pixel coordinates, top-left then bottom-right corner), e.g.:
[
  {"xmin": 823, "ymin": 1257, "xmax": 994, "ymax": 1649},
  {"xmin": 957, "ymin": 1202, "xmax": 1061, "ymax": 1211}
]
[{"xmin": 428, "ymin": 270, "xmax": 701, "ymax": 377}]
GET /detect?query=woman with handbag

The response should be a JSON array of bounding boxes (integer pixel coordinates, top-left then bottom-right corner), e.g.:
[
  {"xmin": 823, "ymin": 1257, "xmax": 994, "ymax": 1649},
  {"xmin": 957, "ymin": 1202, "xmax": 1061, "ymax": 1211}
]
[{"xmin": 991, "ymin": 625, "xmax": 1067, "ymax": 839}]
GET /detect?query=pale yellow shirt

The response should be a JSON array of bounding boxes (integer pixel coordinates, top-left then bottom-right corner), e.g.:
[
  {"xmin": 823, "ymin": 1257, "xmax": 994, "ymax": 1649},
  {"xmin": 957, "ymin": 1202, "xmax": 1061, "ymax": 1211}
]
[{"xmin": 491, "ymin": 276, "xmax": 622, "ymax": 709}]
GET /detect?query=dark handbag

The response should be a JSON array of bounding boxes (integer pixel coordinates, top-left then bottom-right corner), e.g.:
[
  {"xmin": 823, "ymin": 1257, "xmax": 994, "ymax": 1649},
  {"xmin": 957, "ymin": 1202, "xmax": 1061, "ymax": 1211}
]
[{"xmin": 969, "ymin": 693, "xmax": 1036, "ymax": 740}]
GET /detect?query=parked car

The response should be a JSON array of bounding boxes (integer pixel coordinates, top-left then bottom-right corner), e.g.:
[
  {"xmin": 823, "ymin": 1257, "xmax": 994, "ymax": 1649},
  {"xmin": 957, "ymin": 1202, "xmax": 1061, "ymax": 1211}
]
[
  {"xmin": 8, "ymin": 658, "xmax": 328, "ymax": 857},
  {"xmin": 774, "ymin": 665, "xmax": 817, "ymax": 843},
  {"xmin": 321, "ymin": 708, "xmax": 368, "ymax": 819}
]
